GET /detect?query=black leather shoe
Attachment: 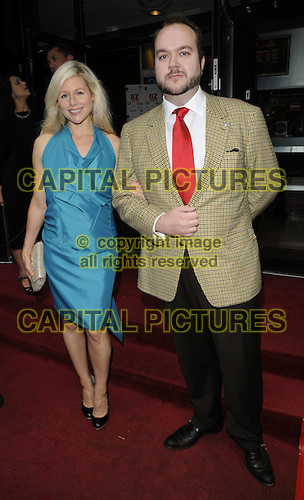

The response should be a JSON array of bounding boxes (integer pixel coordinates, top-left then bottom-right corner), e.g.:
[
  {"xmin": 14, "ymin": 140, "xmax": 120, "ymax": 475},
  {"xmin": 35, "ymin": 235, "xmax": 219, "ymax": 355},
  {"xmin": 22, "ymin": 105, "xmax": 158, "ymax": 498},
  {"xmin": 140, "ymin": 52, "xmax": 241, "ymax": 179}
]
[
  {"xmin": 164, "ymin": 420, "xmax": 217, "ymax": 450},
  {"xmin": 245, "ymin": 444, "xmax": 275, "ymax": 487},
  {"xmin": 82, "ymin": 402, "xmax": 93, "ymax": 420},
  {"xmin": 92, "ymin": 409, "xmax": 109, "ymax": 431}
]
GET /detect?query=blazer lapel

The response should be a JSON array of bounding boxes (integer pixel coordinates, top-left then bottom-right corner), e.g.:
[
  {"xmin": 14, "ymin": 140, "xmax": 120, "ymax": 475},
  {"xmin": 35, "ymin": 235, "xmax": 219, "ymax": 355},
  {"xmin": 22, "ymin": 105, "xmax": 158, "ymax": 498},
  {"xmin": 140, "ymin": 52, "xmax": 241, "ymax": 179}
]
[
  {"xmin": 146, "ymin": 104, "xmax": 182, "ymax": 205},
  {"xmin": 192, "ymin": 93, "xmax": 230, "ymax": 204}
]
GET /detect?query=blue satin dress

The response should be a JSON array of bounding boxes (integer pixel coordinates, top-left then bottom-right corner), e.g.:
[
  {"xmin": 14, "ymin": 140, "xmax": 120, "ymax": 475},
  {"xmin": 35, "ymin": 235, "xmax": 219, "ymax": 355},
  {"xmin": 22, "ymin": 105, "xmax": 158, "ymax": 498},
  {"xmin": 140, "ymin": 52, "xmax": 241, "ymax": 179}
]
[{"xmin": 42, "ymin": 124, "xmax": 122, "ymax": 341}]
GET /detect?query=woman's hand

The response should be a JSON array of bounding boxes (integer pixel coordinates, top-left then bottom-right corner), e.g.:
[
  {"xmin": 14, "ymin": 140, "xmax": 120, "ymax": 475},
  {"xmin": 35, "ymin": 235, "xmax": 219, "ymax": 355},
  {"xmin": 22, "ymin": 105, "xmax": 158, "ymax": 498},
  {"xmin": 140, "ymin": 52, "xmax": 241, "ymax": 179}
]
[
  {"xmin": 22, "ymin": 249, "xmax": 34, "ymax": 280},
  {"xmin": 127, "ymin": 180, "xmax": 145, "ymax": 200},
  {"xmin": 0, "ymin": 186, "xmax": 4, "ymax": 206}
]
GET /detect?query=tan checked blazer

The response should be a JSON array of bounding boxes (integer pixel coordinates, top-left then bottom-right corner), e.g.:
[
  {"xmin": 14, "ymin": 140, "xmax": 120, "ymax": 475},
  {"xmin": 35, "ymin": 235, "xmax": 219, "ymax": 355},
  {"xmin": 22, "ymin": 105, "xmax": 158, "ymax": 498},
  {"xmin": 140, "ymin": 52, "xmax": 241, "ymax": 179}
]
[{"xmin": 112, "ymin": 92, "xmax": 280, "ymax": 307}]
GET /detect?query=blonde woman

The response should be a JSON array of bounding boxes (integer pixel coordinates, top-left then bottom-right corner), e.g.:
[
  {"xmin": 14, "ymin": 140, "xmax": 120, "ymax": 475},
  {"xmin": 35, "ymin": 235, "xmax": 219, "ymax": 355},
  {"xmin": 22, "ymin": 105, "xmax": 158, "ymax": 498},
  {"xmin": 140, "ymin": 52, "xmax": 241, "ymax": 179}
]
[{"xmin": 23, "ymin": 61, "xmax": 122, "ymax": 430}]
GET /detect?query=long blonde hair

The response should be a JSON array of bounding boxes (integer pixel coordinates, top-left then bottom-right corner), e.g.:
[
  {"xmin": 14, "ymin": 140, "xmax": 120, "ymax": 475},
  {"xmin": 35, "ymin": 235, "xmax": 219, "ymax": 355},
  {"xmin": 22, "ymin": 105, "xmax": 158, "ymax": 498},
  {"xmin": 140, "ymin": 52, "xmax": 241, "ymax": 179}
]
[{"xmin": 41, "ymin": 61, "xmax": 115, "ymax": 135}]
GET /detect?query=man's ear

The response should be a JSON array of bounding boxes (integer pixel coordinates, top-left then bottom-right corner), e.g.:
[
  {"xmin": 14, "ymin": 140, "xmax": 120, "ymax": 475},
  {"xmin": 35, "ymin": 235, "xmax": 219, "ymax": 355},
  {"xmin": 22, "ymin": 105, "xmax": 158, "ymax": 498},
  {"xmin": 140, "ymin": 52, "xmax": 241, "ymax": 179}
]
[
  {"xmin": 67, "ymin": 55, "xmax": 74, "ymax": 62},
  {"xmin": 200, "ymin": 56, "xmax": 205, "ymax": 74}
]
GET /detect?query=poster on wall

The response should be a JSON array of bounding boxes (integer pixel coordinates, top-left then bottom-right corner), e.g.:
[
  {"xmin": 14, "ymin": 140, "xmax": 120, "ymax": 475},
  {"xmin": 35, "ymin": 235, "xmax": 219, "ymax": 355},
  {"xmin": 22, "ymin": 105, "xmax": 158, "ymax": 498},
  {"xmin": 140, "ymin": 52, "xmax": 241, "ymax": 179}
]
[
  {"xmin": 143, "ymin": 69, "xmax": 156, "ymax": 84},
  {"xmin": 125, "ymin": 84, "xmax": 163, "ymax": 121},
  {"xmin": 256, "ymin": 35, "xmax": 291, "ymax": 76}
]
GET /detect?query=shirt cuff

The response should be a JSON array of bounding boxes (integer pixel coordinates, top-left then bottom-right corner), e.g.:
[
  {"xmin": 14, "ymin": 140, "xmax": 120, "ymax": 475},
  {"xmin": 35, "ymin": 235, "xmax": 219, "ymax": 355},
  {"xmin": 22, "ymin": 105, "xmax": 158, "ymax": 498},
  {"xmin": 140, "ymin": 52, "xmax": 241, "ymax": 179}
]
[{"xmin": 153, "ymin": 213, "xmax": 166, "ymax": 238}]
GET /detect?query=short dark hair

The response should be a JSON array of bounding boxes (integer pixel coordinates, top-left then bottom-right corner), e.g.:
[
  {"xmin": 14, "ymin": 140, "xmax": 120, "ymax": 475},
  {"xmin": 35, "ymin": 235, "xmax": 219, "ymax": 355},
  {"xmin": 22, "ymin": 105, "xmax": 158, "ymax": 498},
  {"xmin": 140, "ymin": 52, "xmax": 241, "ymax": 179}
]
[
  {"xmin": 153, "ymin": 13, "xmax": 204, "ymax": 61},
  {"xmin": 48, "ymin": 44, "xmax": 75, "ymax": 58}
]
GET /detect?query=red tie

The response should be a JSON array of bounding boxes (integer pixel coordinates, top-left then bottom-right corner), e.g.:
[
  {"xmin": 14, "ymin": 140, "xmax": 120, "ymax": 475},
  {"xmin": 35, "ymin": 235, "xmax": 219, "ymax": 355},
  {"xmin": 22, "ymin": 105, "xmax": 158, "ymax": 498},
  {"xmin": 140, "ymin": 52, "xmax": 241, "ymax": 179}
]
[{"xmin": 172, "ymin": 107, "xmax": 196, "ymax": 205}]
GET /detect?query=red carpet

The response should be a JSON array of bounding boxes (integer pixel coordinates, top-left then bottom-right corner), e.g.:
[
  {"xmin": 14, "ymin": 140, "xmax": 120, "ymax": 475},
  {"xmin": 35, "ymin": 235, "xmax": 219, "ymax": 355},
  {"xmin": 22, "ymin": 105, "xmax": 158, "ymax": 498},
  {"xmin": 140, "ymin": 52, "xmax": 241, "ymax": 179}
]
[
  {"xmin": 296, "ymin": 420, "xmax": 304, "ymax": 500},
  {"xmin": 0, "ymin": 263, "xmax": 303, "ymax": 499}
]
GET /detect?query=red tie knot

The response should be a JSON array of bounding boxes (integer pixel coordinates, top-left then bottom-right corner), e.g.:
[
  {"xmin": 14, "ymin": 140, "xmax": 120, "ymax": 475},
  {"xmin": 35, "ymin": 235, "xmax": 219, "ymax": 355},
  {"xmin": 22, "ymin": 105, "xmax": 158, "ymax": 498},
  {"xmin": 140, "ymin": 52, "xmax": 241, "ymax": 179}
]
[{"xmin": 173, "ymin": 107, "xmax": 189, "ymax": 120}]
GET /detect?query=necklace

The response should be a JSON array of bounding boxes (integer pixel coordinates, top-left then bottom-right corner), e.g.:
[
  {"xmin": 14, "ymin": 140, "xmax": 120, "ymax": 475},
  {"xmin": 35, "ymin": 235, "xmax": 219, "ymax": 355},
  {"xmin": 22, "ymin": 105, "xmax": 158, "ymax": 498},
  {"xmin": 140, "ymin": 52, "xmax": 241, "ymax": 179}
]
[{"xmin": 15, "ymin": 110, "xmax": 31, "ymax": 119}]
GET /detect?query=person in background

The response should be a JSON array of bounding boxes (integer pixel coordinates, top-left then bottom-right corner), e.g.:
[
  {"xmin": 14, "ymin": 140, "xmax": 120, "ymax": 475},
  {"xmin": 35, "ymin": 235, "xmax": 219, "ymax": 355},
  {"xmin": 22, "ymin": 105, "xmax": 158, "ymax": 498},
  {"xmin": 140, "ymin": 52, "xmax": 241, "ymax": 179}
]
[
  {"xmin": 113, "ymin": 13, "xmax": 280, "ymax": 487},
  {"xmin": 0, "ymin": 73, "xmax": 40, "ymax": 294},
  {"xmin": 22, "ymin": 61, "xmax": 122, "ymax": 430},
  {"xmin": 47, "ymin": 44, "xmax": 74, "ymax": 73}
]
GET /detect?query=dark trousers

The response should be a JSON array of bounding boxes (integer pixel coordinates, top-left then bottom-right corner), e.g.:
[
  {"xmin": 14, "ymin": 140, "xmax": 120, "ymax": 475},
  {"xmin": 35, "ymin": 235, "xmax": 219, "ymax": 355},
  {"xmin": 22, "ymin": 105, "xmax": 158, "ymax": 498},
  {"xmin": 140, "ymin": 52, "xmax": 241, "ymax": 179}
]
[{"xmin": 164, "ymin": 260, "xmax": 263, "ymax": 451}]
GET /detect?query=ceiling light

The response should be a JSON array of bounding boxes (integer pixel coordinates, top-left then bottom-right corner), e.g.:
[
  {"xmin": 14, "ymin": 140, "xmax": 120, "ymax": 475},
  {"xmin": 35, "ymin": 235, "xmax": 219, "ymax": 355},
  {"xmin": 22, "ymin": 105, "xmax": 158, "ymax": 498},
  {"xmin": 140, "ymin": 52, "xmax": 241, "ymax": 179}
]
[{"xmin": 137, "ymin": 1, "xmax": 173, "ymax": 16}]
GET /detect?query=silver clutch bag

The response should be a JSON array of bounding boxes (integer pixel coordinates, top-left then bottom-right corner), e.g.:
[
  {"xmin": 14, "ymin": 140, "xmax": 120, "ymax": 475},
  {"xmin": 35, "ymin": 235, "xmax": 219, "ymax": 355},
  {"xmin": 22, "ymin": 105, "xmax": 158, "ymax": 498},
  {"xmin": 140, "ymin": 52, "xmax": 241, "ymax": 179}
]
[{"xmin": 31, "ymin": 241, "xmax": 46, "ymax": 292}]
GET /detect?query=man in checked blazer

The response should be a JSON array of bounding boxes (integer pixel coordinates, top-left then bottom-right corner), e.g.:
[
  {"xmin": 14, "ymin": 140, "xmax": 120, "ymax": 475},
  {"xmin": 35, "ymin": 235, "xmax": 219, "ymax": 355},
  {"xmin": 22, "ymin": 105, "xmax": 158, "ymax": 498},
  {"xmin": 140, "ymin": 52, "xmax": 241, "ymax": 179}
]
[{"xmin": 113, "ymin": 13, "xmax": 281, "ymax": 487}]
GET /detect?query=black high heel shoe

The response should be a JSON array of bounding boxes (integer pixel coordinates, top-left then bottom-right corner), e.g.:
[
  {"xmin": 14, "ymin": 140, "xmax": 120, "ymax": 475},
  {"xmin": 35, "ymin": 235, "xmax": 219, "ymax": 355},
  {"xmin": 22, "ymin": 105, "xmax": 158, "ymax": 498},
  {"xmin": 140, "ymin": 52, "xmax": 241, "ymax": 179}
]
[
  {"xmin": 82, "ymin": 374, "xmax": 95, "ymax": 420},
  {"xmin": 17, "ymin": 276, "xmax": 39, "ymax": 295},
  {"xmin": 92, "ymin": 393, "xmax": 109, "ymax": 431},
  {"xmin": 82, "ymin": 402, "xmax": 93, "ymax": 420},
  {"xmin": 92, "ymin": 409, "xmax": 109, "ymax": 430}
]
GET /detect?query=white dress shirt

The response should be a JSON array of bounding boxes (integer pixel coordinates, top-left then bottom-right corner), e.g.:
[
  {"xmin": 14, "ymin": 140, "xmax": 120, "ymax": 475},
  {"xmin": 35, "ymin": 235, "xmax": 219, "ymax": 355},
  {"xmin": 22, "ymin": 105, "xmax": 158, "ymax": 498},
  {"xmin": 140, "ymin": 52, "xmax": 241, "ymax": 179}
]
[
  {"xmin": 163, "ymin": 86, "xmax": 206, "ymax": 176},
  {"xmin": 153, "ymin": 87, "xmax": 207, "ymax": 235}
]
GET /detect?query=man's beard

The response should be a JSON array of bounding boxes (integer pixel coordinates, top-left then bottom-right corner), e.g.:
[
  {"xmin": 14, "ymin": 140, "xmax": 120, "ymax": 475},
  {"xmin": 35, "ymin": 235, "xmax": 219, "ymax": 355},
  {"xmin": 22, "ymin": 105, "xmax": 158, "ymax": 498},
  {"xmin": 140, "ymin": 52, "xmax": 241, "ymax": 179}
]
[{"xmin": 157, "ymin": 72, "xmax": 201, "ymax": 96}]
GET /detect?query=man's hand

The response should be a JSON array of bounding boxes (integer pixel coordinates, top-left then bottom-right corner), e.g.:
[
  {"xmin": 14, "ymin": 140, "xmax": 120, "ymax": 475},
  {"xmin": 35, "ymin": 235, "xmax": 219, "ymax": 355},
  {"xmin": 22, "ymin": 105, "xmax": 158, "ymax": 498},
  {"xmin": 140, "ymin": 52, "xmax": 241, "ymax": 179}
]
[{"xmin": 155, "ymin": 206, "xmax": 199, "ymax": 237}]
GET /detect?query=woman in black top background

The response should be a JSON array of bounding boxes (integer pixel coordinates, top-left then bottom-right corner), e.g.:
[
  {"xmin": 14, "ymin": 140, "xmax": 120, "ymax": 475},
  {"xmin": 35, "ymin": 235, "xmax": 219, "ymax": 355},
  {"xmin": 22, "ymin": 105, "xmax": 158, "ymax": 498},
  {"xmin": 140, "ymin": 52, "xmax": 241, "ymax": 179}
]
[{"xmin": 0, "ymin": 73, "xmax": 40, "ymax": 293}]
